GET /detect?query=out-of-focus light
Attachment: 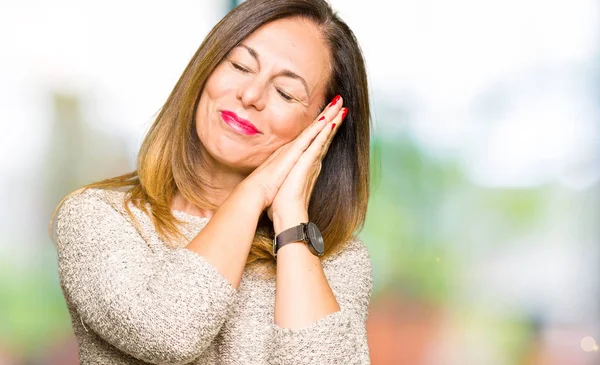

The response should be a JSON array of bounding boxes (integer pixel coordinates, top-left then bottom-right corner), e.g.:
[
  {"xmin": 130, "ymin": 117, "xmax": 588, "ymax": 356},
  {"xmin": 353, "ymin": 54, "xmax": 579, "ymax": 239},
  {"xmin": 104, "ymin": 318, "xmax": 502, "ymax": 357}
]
[
  {"xmin": 581, "ymin": 336, "xmax": 598, "ymax": 352},
  {"xmin": 435, "ymin": 257, "xmax": 441, "ymax": 263}
]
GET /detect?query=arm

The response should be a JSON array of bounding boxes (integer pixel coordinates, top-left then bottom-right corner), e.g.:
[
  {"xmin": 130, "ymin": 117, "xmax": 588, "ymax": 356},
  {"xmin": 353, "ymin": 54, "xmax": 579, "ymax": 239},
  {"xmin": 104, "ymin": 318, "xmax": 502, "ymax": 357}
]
[
  {"xmin": 53, "ymin": 186, "xmax": 260, "ymax": 364},
  {"xmin": 269, "ymin": 232, "xmax": 373, "ymax": 365},
  {"xmin": 184, "ymin": 181, "xmax": 265, "ymax": 289},
  {"xmin": 272, "ymin": 211, "xmax": 340, "ymax": 329},
  {"xmin": 264, "ymin": 96, "xmax": 370, "ymax": 364}
]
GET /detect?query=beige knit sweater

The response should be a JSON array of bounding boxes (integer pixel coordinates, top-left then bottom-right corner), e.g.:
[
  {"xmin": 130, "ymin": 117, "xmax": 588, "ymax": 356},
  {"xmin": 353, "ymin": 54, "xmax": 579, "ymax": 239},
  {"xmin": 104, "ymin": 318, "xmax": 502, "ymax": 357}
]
[{"xmin": 52, "ymin": 187, "xmax": 372, "ymax": 364}]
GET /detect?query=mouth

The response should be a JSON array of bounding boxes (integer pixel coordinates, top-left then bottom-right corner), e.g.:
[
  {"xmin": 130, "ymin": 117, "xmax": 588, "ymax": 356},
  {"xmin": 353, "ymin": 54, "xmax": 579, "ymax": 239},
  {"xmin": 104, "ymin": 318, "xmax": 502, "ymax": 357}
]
[{"xmin": 220, "ymin": 110, "xmax": 261, "ymax": 136}]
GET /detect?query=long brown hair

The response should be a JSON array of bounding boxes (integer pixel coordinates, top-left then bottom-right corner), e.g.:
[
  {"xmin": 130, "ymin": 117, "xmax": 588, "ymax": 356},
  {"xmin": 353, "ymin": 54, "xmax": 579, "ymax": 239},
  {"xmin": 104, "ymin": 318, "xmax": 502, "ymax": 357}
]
[{"xmin": 49, "ymin": 0, "xmax": 371, "ymax": 278}]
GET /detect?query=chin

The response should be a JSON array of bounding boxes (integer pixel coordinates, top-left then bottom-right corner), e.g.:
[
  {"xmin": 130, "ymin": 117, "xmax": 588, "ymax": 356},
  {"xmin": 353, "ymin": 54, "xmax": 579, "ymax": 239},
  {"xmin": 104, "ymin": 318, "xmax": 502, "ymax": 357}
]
[{"xmin": 206, "ymin": 140, "xmax": 259, "ymax": 173}]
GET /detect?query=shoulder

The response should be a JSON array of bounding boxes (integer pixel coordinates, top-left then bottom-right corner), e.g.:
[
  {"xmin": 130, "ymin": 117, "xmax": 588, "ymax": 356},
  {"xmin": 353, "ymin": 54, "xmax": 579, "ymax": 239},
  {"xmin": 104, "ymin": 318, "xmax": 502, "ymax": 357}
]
[
  {"xmin": 324, "ymin": 237, "xmax": 372, "ymax": 270},
  {"xmin": 56, "ymin": 188, "xmax": 125, "ymax": 220},
  {"xmin": 322, "ymin": 237, "xmax": 373, "ymax": 288},
  {"xmin": 323, "ymin": 237, "xmax": 373, "ymax": 315},
  {"xmin": 52, "ymin": 187, "xmax": 133, "ymax": 244}
]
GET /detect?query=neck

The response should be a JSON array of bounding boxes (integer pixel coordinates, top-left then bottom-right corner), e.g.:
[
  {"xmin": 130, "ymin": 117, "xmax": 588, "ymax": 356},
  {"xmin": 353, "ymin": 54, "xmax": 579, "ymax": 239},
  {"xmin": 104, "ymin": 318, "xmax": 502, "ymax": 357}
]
[{"xmin": 172, "ymin": 147, "xmax": 249, "ymax": 219}]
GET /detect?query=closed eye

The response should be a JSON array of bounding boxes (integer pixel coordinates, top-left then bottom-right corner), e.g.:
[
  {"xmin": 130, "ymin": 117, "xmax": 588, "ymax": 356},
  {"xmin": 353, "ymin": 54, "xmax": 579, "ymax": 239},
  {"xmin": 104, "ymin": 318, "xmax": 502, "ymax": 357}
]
[
  {"xmin": 231, "ymin": 62, "xmax": 250, "ymax": 73},
  {"xmin": 229, "ymin": 60, "xmax": 295, "ymax": 102},
  {"xmin": 276, "ymin": 89, "xmax": 294, "ymax": 102}
]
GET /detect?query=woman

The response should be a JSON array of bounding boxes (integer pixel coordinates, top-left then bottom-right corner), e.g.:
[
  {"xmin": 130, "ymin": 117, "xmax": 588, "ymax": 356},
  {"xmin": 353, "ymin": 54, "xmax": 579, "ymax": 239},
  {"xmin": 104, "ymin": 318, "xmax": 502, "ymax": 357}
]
[{"xmin": 50, "ymin": 0, "xmax": 372, "ymax": 363}]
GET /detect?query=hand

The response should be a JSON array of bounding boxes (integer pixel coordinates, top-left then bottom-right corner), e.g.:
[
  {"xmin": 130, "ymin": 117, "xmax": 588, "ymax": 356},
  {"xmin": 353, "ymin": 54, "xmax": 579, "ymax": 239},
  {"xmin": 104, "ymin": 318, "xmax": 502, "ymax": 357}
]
[
  {"xmin": 267, "ymin": 97, "xmax": 348, "ymax": 232},
  {"xmin": 241, "ymin": 95, "xmax": 347, "ymax": 218}
]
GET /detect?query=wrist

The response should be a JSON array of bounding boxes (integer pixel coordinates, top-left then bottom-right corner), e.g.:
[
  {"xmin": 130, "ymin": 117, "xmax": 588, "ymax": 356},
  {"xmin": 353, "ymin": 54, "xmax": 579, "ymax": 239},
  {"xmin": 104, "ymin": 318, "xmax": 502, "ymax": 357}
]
[
  {"xmin": 273, "ymin": 209, "xmax": 309, "ymax": 235},
  {"xmin": 234, "ymin": 181, "xmax": 268, "ymax": 217}
]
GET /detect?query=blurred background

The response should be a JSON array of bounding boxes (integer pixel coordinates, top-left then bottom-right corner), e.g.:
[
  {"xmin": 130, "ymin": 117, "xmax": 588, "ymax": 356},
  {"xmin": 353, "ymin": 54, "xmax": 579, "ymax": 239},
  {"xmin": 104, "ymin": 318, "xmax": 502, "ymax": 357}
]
[{"xmin": 1, "ymin": 0, "xmax": 598, "ymax": 364}]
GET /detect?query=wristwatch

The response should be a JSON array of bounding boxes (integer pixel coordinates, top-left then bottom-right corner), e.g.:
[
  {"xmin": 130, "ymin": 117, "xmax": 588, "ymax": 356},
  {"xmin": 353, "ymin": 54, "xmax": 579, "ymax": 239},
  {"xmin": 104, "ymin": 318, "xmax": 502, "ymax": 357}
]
[{"xmin": 273, "ymin": 222, "xmax": 325, "ymax": 258}]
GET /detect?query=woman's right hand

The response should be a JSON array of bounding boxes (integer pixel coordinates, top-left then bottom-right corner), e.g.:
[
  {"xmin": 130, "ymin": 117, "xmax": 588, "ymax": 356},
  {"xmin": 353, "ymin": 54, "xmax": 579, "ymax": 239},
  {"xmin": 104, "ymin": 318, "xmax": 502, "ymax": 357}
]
[{"xmin": 241, "ymin": 96, "xmax": 344, "ymax": 212}]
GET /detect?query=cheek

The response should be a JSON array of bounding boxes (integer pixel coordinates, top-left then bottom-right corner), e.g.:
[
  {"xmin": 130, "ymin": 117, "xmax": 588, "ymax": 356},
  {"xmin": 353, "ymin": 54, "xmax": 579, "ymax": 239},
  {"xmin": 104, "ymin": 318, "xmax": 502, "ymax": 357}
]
[
  {"xmin": 268, "ymin": 109, "xmax": 313, "ymax": 142},
  {"xmin": 196, "ymin": 66, "xmax": 235, "ymax": 131},
  {"xmin": 204, "ymin": 64, "xmax": 237, "ymax": 99}
]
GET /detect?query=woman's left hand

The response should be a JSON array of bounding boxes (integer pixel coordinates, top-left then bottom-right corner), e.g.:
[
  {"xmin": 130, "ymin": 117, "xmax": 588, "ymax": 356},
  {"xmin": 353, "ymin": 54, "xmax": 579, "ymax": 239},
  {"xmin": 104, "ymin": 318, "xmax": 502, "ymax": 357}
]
[{"xmin": 267, "ymin": 98, "xmax": 348, "ymax": 233}]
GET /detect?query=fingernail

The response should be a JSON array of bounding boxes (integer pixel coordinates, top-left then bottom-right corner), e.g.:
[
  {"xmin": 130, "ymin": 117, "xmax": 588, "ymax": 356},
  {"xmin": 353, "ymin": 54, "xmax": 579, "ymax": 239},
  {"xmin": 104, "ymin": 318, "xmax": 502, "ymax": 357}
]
[
  {"xmin": 318, "ymin": 116, "xmax": 325, "ymax": 121},
  {"xmin": 331, "ymin": 123, "xmax": 336, "ymax": 130},
  {"xmin": 329, "ymin": 94, "xmax": 341, "ymax": 107},
  {"xmin": 342, "ymin": 107, "xmax": 348, "ymax": 120}
]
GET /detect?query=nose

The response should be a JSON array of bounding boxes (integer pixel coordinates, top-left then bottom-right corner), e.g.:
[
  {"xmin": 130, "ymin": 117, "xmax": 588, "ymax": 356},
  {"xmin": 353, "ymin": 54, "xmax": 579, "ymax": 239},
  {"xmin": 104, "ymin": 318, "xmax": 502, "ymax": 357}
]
[{"xmin": 236, "ymin": 77, "xmax": 267, "ymax": 111}]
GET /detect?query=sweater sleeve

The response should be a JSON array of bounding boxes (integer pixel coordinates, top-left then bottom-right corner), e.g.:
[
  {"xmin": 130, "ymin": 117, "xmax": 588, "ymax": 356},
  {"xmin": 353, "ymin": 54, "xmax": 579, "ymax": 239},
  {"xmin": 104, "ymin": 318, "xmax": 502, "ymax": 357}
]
[
  {"xmin": 267, "ymin": 238, "xmax": 373, "ymax": 365},
  {"xmin": 52, "ymin": 190, "xmax": 237, "ymax": 365}
]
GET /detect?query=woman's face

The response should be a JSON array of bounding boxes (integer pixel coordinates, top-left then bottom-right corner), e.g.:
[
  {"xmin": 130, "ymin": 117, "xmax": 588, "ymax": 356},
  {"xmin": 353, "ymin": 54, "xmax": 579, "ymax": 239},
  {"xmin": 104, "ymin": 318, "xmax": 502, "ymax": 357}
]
[{"xmin": 195, "ymin": 17, "xmax": 331, "ymax": 174}]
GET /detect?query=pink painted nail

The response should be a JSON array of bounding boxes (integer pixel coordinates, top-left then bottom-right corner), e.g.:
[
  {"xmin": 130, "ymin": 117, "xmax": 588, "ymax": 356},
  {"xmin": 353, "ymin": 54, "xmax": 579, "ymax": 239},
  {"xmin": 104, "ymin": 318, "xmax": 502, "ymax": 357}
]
[
  {"xmin": 318, "ymin": 116, "xmax": 325, "ymax": 121},
  {"xmin": 341, "ymin": 108, "xmax": 348, "ymax": 120},
  {"xmin": 331, "ymin": 123, "xmax": 336, "ymax": 130}
]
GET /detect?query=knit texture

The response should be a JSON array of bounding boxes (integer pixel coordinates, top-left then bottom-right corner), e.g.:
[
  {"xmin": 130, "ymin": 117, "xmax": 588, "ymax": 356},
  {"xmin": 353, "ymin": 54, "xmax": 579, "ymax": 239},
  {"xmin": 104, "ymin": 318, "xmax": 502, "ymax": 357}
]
[{"xmin": 52, "ymin": 188, "xmax": 373, "ymax": 364}]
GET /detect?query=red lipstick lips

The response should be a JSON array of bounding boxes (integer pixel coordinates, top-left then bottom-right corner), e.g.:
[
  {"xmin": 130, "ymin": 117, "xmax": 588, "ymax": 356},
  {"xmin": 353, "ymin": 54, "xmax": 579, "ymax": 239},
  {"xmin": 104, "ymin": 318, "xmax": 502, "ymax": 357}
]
[{"xmin": 220, "ymin": 110, "xmax": 261, "ymax": 135}]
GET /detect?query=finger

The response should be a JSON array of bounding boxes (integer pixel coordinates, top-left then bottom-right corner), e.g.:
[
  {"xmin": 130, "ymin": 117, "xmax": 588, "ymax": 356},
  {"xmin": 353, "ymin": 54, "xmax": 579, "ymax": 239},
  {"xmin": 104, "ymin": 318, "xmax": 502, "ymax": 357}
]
[
  {"xmin": 312, "ymin": 94, "xmax": 344, "ymax": 127},
  {"xmin": 303, "ymin": 107, "xmax": 346, "ymax": 162},
  {"xmin": 321, "ymin": 107, "xmax": 348, "ymax": 157},
  {"xmin": 259, "ymin": 96, "xmax": 345, "ymax": 184},
  {"xmin": 290, "ymin": 95, "xmax": 344, "ymax": 153}
]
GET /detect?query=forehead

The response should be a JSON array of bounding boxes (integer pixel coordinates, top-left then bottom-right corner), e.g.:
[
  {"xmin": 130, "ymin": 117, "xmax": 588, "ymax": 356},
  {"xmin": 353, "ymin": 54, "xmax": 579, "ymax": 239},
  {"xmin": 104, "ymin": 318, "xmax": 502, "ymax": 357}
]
[{"xmin": 239, "ymin": 17, "xmax": 331, "ymax": 97}]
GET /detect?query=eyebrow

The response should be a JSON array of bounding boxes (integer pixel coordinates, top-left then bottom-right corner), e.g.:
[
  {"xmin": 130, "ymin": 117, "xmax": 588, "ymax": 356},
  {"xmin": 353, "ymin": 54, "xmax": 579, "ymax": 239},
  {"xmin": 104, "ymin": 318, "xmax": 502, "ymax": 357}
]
[{"xmin": 238, "ymin": 44, "xmax": 310, "ymax": 97}]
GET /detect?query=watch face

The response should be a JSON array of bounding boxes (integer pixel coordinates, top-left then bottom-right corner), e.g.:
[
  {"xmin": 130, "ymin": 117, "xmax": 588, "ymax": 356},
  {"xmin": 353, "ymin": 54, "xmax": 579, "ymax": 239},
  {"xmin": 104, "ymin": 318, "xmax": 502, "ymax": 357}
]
[{"xmin": 306, "ymin": 222, "xmax": 324, "ymax": 255}]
